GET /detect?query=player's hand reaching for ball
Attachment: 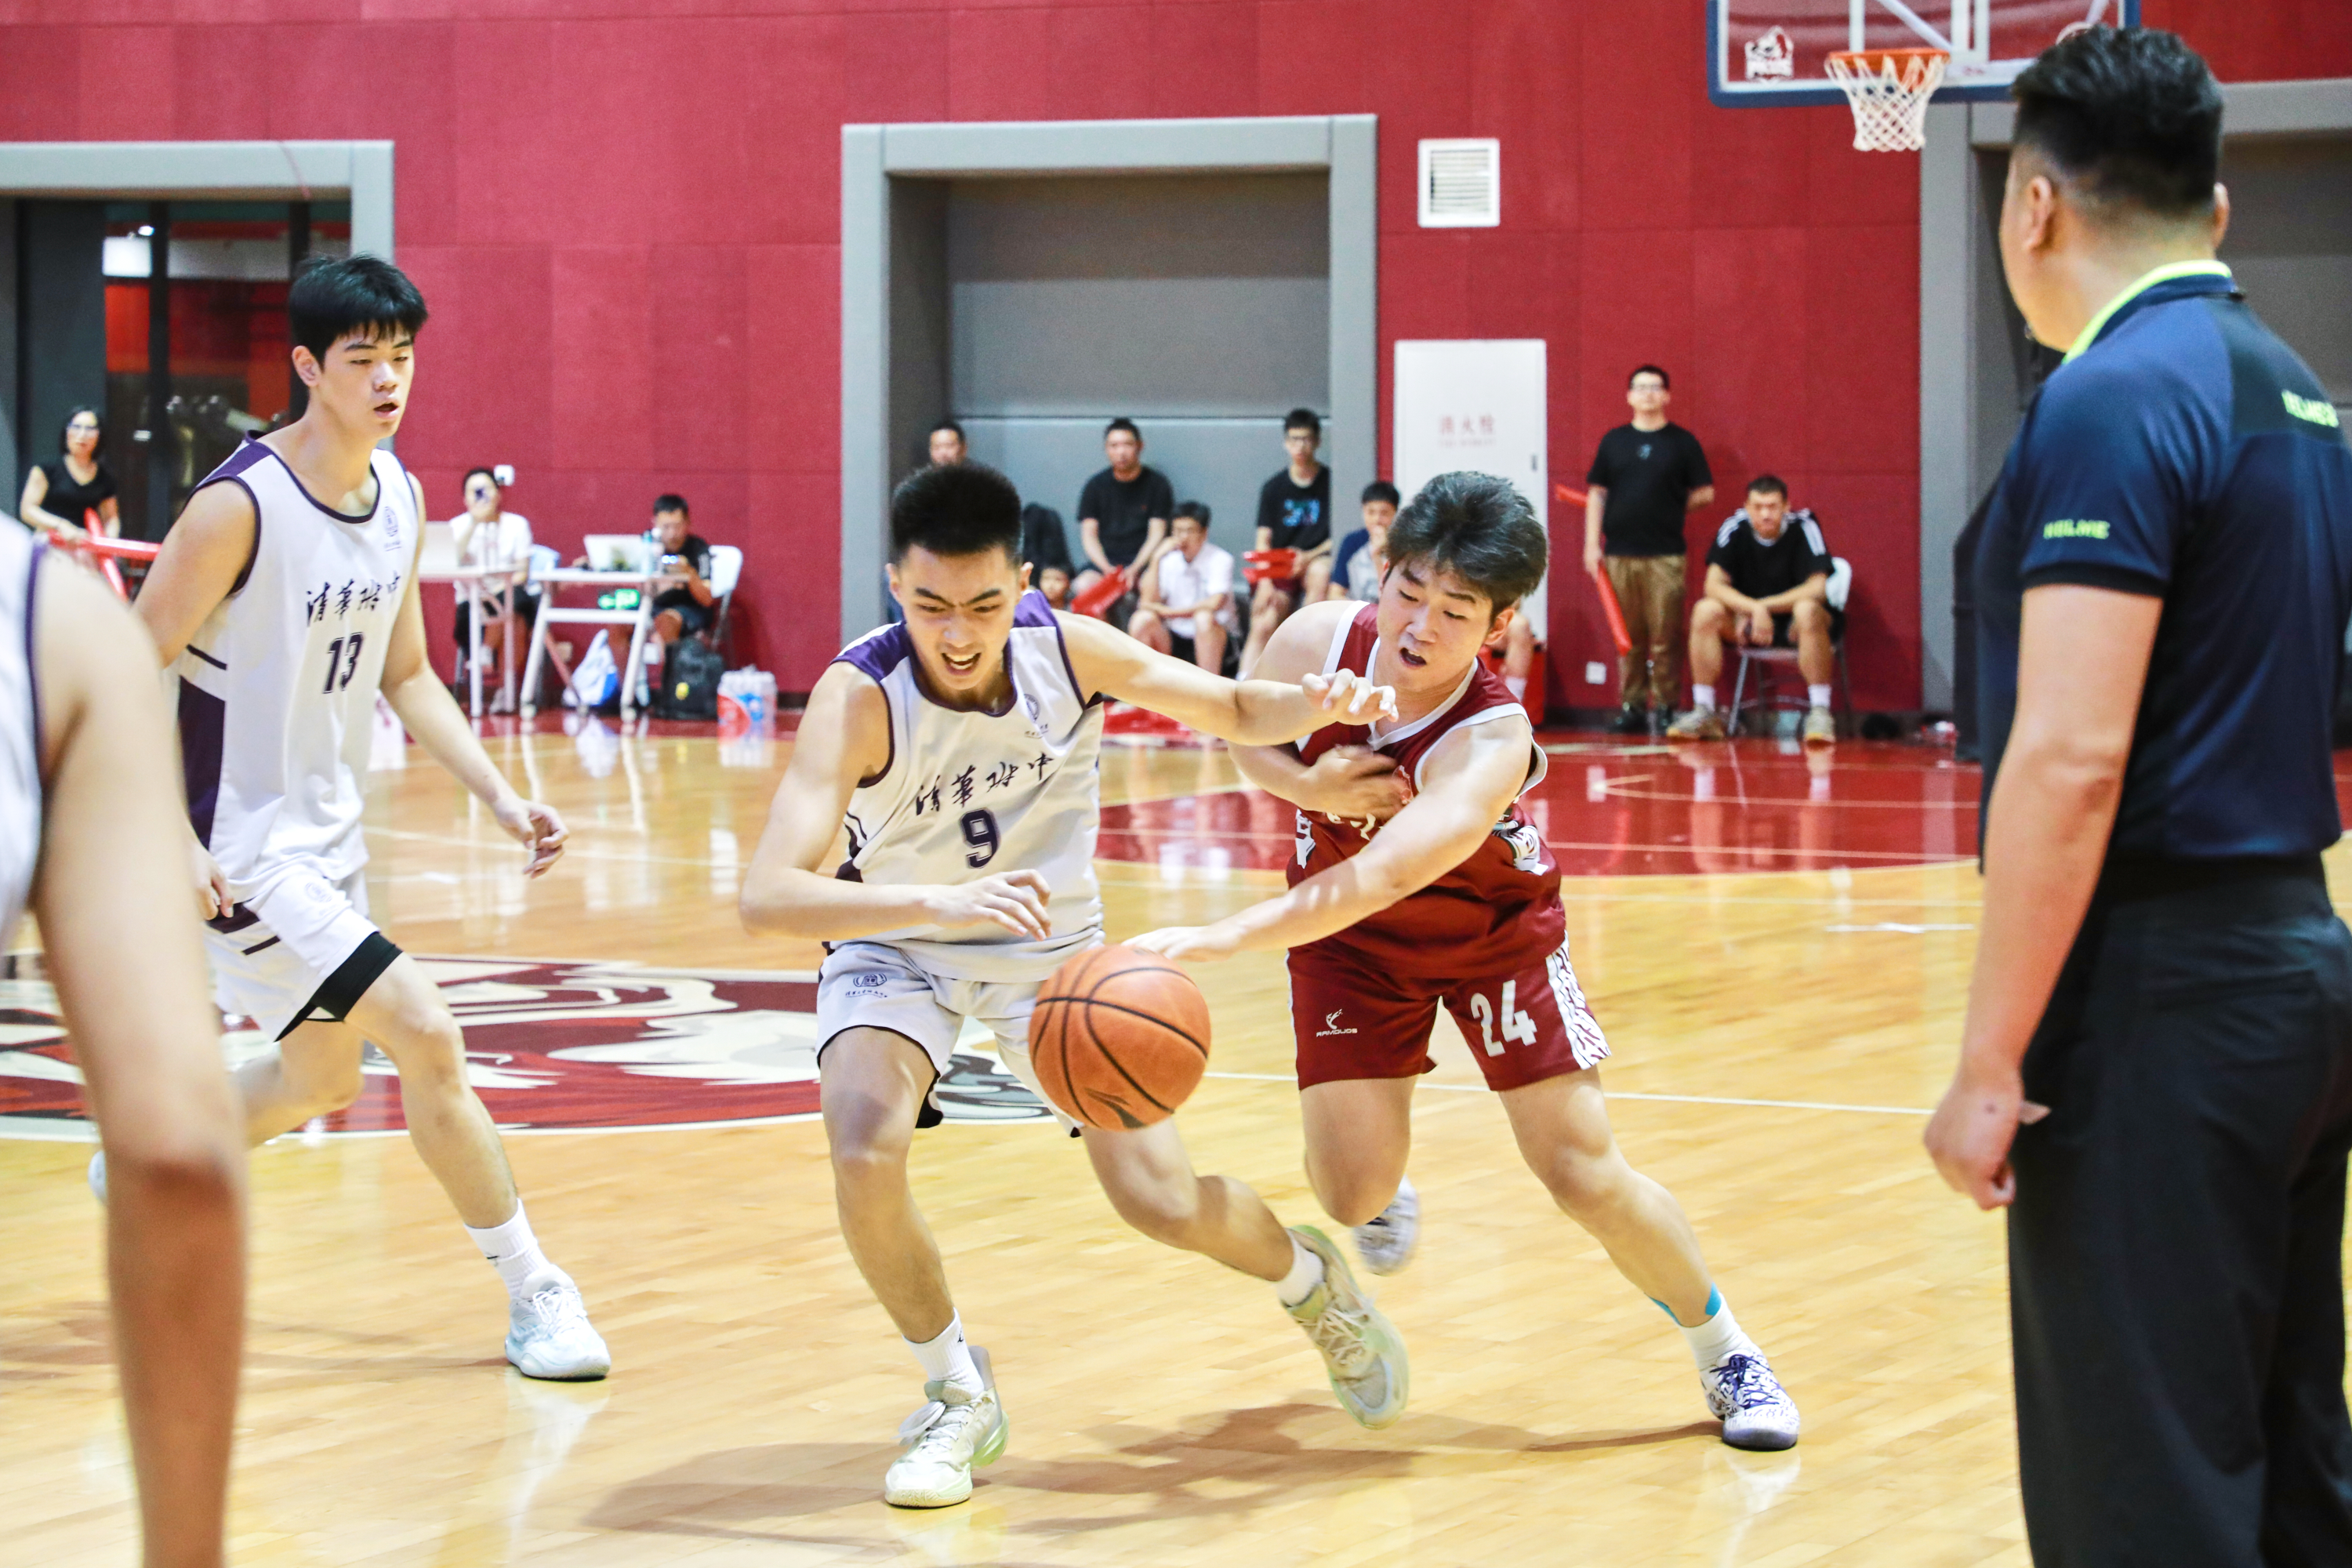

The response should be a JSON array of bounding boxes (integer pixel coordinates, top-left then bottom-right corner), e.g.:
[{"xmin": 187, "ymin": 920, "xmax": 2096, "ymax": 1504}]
[
  {"xmin": 494, "ymin": 796, "xmax": 569, "ymax": 877},
  {"xmin": 1128, "ymin": 924, "xmax": 1242, "ymax": 964},
  {"xmin": 1301, "ymin": 668, "xmax": 1398, "ymax": 725},
  {"xmin": 925, "ymin": 870, "xmax": 1053, "ymax": 938},
  {"xmin": 1302, "ymin": 744, "xmax": 1410, "ymax": 822}
]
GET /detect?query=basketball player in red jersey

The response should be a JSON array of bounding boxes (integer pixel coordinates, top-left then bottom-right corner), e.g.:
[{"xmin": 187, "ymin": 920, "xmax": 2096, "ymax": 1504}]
[{"xmin": 1133, "ymin": 471, "xmax": 1800, "ymax": 1450}]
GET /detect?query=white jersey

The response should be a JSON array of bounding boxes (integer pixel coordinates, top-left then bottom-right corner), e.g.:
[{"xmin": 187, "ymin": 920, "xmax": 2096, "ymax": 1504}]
[
  {"xmin": 833, "ymin": 590, "xmax": 1103, "ymax": 982},
  {"xmin": 0, "ymin": 528, "xmax": 43, "ymax": 952},
  {"xmin": 172, "ymin": 437, "xmax": 421, "ymax": 897}
]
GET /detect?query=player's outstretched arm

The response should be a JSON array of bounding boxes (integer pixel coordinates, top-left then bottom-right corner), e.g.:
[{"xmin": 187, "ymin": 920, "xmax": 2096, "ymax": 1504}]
[
  {"xmin": 1058, "ymin": 606, "xmax": 1394, "ymax": 744},
  {"xmin": 739, "ymin": 664, "xmax": 1054, "ymax": 942},
  {"xmin": 33, "ymin": 564, "xmax": 247, "ymax": 1568},
  {"xmin": 1132, "ymin": 715, "xmax": 1531, "ymax": 964},
  {"xmin": 1225, "ymin": 601, "xmax": 1410, "ymax": 822},
  {"xmin": 380, "ymin": 477, "xmax": 567, "ymax": 877}
]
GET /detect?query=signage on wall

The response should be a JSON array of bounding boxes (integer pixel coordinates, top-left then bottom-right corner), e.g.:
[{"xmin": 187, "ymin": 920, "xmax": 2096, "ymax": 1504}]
[{"xmin": 1392, "ymin": 339, "xmax": 1549, "ymax": 638}]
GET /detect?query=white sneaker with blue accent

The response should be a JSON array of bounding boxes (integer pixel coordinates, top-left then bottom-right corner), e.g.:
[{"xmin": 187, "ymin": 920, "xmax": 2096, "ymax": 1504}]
[
  {"xmin": 886, "ymin": 1345, "xmax": 1008, "ymax": 1508},
  {"xmin": 1702, "ymin": 1347, "xmax": 1801, "ymax": 1451},
  {"xmin": 1352, "ymin": 1176, "xmax": 1419, "ymax": 1276},
  {"xmin": 504, "ymin": 1278, "xmax": 612, "ymax": 1381}
]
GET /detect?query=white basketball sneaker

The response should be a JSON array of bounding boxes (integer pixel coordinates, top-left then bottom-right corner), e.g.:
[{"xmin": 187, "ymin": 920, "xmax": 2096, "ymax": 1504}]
[
  {"xmin": 86, "ymin": 1150, "xmax": 107, "ymax": 1206},
  {"xmin": 1701, "ymin": 1346, "xmax": 1801, "ymax": 1451},
  {"xmin": 887, "ymin": 1345, "xmax": 1008, "ymax": 1508},
  {"xmin": 504, "ymin": 1277, "xmax": 612, "ymax": 1381},
  {"xmin": 1352, "ymin": 1176, "xmax": 1419, "ymax": 1276},
  {"xmin": 1285, "ymin": 1227, "xmax": 1410, "ymax": 1428}
]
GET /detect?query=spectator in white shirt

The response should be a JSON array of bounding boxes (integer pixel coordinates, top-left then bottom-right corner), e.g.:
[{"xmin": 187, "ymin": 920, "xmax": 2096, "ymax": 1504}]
[
  {"xmin": 1127, "ymin": 502, "xmax": 1238, "ymax": 673},
  {"xmin": 449, "ymin": 467, "xmax": 535, "ymax": 710}
]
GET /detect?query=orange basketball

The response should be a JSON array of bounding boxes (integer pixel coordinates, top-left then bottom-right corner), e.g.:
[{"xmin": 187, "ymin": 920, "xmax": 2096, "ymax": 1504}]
[{"xmin": 1027, "ymin": 944, "xmax": 1211, "ymax": 1129}]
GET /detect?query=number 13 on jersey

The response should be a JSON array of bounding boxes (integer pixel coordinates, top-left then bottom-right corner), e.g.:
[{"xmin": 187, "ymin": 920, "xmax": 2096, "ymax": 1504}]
[
  {"xmin": 321, "ymin": 633, "xmax": 366, "ymax": 694},
  {"xmin": 1469, "ymin": 982, "xmax": 1537, "ymax": 1056}
]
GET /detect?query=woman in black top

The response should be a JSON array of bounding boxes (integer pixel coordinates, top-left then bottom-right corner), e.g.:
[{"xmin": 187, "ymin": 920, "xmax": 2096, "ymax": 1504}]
[{"xmin": 19, "ymin": 407, "xmax": 120, "ymax": 542}]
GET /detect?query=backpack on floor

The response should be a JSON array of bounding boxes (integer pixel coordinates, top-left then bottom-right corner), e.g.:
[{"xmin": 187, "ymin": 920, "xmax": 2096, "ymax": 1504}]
[{"xmin": 656, "ymin": 638, "xmax": 724, "ymax": 720}]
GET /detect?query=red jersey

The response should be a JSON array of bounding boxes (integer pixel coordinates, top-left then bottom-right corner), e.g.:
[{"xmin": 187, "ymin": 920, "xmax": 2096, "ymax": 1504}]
[{"xmin": 1288, "ymin": 603, "xmax": 1564, "ymax": 978}]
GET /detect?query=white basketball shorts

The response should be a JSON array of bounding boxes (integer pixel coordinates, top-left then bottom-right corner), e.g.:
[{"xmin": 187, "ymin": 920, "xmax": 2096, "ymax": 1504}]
[
  {"xmin": 817, "ymin": 938, "xmax": 1088, "ymax": 1130},
  {"xmin": 203, "ymin": 865, "xmax": 402, "ymax": 1040}
]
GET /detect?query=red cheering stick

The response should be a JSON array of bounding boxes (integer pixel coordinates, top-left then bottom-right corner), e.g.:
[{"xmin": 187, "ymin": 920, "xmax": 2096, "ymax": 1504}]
[
  {"xmin": 1071, "ymin": 565, "xmax": 1130, "ymax": 620},
  {"xmin": 1553, "ymin": 482, "xmax": 1632, "ymax": 655},
  {"xmin": 67, "ymin": 531, "xmax": 160, "ymax": 602},
  {"xmin": 1241, "ymin": 547, "xmax": 1301, "ymax": 586}
]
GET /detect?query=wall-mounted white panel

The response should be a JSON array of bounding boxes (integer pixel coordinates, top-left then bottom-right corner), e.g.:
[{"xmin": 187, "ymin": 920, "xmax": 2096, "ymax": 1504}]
[{"xmin": 1392, "ymin": 339, "xmax": 1548, "ymax": 636}]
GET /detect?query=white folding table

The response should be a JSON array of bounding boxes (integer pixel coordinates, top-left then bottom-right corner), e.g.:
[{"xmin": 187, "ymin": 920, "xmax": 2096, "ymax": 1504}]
[
  {"xmin": 417, "ymin": 562, "xmax": 516, "ymax": 720},
  {"xmin": 519, "ymin": 568, "xmax": 665, "ymax": 719}
]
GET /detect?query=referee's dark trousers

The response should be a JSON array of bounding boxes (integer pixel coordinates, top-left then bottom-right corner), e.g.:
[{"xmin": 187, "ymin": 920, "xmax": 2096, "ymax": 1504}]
[{"xmin": 2011, "ymin": 856, "xmax": 2352, "ymax": 1566}]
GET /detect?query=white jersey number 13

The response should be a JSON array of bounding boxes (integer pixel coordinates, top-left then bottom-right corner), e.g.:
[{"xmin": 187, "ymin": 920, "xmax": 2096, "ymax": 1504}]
[{"xmin": 1469, "ymin": 983, "xmax": 1537, "ymax": 1057}]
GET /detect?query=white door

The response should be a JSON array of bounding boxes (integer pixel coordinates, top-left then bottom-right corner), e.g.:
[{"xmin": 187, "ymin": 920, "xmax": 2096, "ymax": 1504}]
[{"xmin": 1392, "ymin": 339, "xmax": 1549, "ymax": 638}]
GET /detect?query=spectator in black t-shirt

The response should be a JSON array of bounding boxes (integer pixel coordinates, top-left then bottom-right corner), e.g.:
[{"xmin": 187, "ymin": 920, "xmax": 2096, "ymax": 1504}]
[
  {"xmin": 1241, "ymin": 408, "xmax": 1334, "ymax": 671},
  {"xmin": 18, "ymin": 406, "xmax": 120, "ymax": 542},
  {"xmin": 1668, "ymin": 475, "xmax": 1838, "ymax": 746},
  {"xmin": 644, "ymin": 493, "xmax": 719, "ymax": 659},
  {"xmin": 1075, "ymin": 417, "xmax": 1174, "ymax": 628},
  {"xmin": 1583, "ymin": 366, "xmax": 1715, "ymax": 732}
]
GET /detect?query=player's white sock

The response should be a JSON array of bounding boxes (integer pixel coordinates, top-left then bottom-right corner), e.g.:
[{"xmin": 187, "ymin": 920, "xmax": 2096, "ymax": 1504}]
[
  {"xmin": 1504, "ymin": 674, "xmax": 1527, "ymax": 701},
  {"xmin": 1275, "ymin": 1235, "xmax": 1326, "ymax": 1308},
  {"xmin": 1661, "ymin": 1287, "xmax": 1748, "ymax": 1368},
  {"xmin": 1808, "ymin": 684, "xmax": 1832, "ymax": 710},
  {"xmin": 465, "ymin": 1203, "xmax": 565, "ymax": 1302},
  {"xmin": 907, "ymin": 1312, "xmax": 984, "ymax": 1396},
  {"xmin": 1691, "ymin": 684, "xmax": 1716, "ymax": 712}
]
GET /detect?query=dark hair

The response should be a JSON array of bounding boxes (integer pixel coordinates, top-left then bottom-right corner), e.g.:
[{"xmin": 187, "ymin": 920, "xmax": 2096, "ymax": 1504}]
[
  {"xmin": 289, "ymin": 254, "xmax": 428, "ymax": 363},
  {"xmin": 1172, "ymin": 500, "xmax": 1212, "ymax": 528},
  {"xmin": 1361, "ymin": 480, "xmax": 1401, "ymax": 508},
  {"xmin": 1104, "ymin": 417, "xmax": 1141, "ymax": 441},
  {"xmin": 1628, "ymin": 364, "xmax": 1670, "ymax": 390},
  {"xmin": 1283, "ymin": 407, "xmax": 1322, "ymax": 440},
  {"xmin": 930, "ymin": 419, "xmax": 965, "ymax": 444},
  {"xmin": 2012, "ymin": 27, "xmax": 2221, "ymax": 219},
  {"xmin": 59, "ymin": 405, "xmax": 103, "ymax": 459},
  {"xmin": 463, "ymin": 466, "xmax": 499, "ymax": 492},
  {"xmin": 652, "ymin": 493, "xmax": 690, "ymax": 517},
  {"xmin": 1745, "ymin": 474, "xmax": 1789, "ymax": 499},
  {"xmin": 890, "ymin": 460, "xmax": 1023, "ymax": 564},
  {"xmin": 1385, "ymin": 471, "xmax": 1547, "ymax": 616}
]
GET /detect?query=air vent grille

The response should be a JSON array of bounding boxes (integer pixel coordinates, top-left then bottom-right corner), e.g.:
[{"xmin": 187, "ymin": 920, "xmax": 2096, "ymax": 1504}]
[{"xmin": 1417, "ymin": 139, "xmax": 1500, "ymax": 228}]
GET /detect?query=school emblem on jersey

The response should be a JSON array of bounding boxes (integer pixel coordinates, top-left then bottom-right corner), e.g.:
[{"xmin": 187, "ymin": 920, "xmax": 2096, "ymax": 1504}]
[{"xmin": 0, "ymin": 959, "xmax": 1051, "ymax": 1138}]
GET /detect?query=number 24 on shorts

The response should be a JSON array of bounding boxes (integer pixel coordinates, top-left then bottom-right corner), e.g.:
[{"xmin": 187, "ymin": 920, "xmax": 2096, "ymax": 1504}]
[{"xmin": 1468, "ymin": 983, "xmax": 1537, "ymax": 1056}]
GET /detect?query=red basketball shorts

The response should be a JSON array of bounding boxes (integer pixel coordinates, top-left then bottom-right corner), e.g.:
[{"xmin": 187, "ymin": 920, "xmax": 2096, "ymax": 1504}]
[{"xmin": 1287, "ymin": 936, "xmax": 1611, "ymax": 1091}]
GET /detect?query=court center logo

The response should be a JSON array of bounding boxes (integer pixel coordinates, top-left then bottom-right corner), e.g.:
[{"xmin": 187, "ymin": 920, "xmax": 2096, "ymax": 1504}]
[{"xmin": 0, "ymin": 958, "xmax": 1049, "ymax": 1139}]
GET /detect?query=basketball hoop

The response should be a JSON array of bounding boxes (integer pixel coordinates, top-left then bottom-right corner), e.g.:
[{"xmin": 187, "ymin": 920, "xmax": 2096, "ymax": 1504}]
[{"xmin": 1824, "ymin": 48, "xmax": 1947, "ymax": 153}]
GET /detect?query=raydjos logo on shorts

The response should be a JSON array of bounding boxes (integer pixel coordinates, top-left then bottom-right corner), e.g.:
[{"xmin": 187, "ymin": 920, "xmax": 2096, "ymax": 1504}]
[
  {"xmin": 0, "ymin": 958, "xmax": 1052, "ymax": 1137},
  {"xmin": 1316, "ymin": 1009, "xmax": 1359, "ymax": 1038}
]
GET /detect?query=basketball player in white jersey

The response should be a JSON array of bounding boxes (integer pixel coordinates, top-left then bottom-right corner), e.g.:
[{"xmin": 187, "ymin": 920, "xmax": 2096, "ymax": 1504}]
[
  {"xmin": 125, "ymin": 256, "xmax": 609, "ymax": 1381},
  {"xmin": 1134, "ymin": 472, "xmax": 1800, "ymax": 1450},
  {"xmin": 741, "ymin": 461, "xmax": 1408, "ymax": 1508},
  {"xmin": 2, "ymin": 525, "xmax": 247, "ymax": 1564}
]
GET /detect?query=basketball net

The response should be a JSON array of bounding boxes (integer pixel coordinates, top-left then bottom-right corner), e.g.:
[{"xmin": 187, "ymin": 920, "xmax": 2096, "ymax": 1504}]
[{"xmin": 1824, "ymin": 48, "xmax": 1948, "ymax": 153}]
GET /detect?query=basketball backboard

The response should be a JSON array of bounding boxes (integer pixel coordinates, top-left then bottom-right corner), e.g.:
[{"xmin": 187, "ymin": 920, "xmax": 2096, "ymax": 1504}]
[{"xmin": 1709, "ymin": 0, "xmax": 2140, "ymax": 107}]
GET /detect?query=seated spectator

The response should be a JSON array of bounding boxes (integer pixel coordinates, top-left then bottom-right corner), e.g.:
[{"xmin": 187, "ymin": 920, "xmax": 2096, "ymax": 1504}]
[
  {"xmin": 1022, "ymin": 501, "xmax": 1075, "ymax": 584},
  {"xmin": 928, "ymin": 418, "xmax": 966, "ymax": 467},
  {"xmin": 1241, "ymin": 407, "xmax": 1333, "ymax": 670},
  {"xmin": 1074, "ymin": 417, "xmax": 1174, "ymax": 627},
  {"xmin": 1036, "ymin": 564, "xmax": 1073, "ymax": 610},
  {"xmin": 1668, "ymin": 475, "xmax": 1838, "ymax": 747},
  {"xmin": 644, "ymin": 493, "xmax": 719, "ymax": 661},
  {"xmin": 19, "ymin": 406, "xmax": 119, "ymax": 542},
  {"xmin": 1327, "ymin": 480, "xmax": 1399, "ymax": 602},
  {"xmin": 448, "ymin": 466, "xmax": 535, "ymax": 712},
  {"xmin": 1127, "ymin": 503, "xmax": 1238, "ymax": 674}
]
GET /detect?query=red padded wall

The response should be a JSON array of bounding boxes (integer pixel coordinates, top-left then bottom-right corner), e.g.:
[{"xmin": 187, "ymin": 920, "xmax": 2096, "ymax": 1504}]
[{"xmin": 2, "ymin": 1, "xmax": 2341, "ymax": 702}]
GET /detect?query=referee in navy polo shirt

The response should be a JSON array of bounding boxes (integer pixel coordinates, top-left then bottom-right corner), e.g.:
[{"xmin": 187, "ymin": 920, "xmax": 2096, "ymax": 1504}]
[{"xmin": 1924, "ymin": 27, "xmax": 2352, "ymax": 1565}]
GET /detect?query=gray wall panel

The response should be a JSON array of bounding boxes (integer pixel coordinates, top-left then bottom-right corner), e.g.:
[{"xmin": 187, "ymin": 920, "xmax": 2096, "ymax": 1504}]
[
  {"xmin": 841, "ymin": 126, "xmax": 890, "ymax": 638},
  {"xmin": 1326, "ymin": 115, "xmax": 1377, "ymax": 527},
  {"xmin": 889, "ymin": 178, "xmax": 951, "ymax": 477},
  {"xmin": 17, "ymin": 202, "xmax": 108, "ymax": 514},
  {"xmin": 884, "ymin": 117, "xmax": 1333, "ymax": 176},
  {"xmin": 0, "ymin": 201, "xmax": 16, "ymax": 514},
  {"xmin": 2216, "ymin": 138, "xmax": 2352, "ymax": 400}
]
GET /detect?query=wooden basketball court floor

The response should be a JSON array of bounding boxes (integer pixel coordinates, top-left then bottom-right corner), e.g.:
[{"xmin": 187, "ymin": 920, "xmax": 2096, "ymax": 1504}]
[{"xmin": 8, "ymin": 719, "xmax": 2347, "ymax": 1565}]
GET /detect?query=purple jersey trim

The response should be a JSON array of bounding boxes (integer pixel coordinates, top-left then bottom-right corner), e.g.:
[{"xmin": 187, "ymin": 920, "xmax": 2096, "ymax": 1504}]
[
  {"xmin": 831, "ymin": 627, "xmax": 906, "ymax": 789},
  {"xmin": 1015, "ymin": 589, "xmax": 1093, "ymax": 707},
  {"xmin": 189, "ymin": 443, "xmax": 270, "ymax": 594},
  {"xmin": 178, "ymin": 681, "xmax": 227, "ymax": 849},
  {"xmin": 183, "ymin": 643, "xmax": 228, "ymax": 671}
]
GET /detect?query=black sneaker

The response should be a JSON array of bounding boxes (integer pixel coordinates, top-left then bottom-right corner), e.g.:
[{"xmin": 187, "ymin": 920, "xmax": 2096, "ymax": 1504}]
[{"xmin": 1608, "ymin": 705, "xmax": 1647, "ymax": 735}]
